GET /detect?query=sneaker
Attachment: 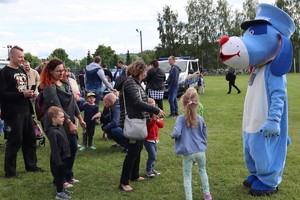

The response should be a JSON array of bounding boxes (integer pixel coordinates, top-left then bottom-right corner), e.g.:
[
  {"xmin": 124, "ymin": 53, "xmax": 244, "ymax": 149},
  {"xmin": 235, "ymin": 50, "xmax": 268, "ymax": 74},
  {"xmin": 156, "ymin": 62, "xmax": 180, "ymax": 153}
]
[
  {"xmin": 55, "ymin": 192, "xmax": 71, "ymax": 199},
  {"xmin": 68, "ymin": 178, "xmax": 79, "ymax": 184},
  {"xmin": 79, "ymin": 146, "xmax": 86, "ymax": 151},
  {"xmin": 145, "ymin": 171, "xmax": 155, "ymax": 178},
  {"xmin": 89, "ymin": 146, "xmax": 96, "ymax": 150},
  {"xmin": 204, "ymin": 194, "xmax": 212, "ymax": 200},
  {"xmin": 63, "ymin": 189, "xmax": 73, "ymax": 196},
  {"xmin": 77, "ymin": 144, "xmax": 81, "ymax": 148},
  {"xmin": 152, "ymin": 170, "xmax": 161, "ymax": 176},
  {"xmin": 63, "ymin": 182, "xmax": 73, "ymax": 189}
]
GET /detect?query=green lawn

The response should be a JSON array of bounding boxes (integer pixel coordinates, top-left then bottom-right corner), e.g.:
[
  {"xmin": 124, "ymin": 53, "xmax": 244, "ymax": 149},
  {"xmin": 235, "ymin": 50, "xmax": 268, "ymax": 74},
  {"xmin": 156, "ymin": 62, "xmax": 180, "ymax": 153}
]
[{"xmin": 0, "ymin": 74, "xmax": 299, "ymax": 200}]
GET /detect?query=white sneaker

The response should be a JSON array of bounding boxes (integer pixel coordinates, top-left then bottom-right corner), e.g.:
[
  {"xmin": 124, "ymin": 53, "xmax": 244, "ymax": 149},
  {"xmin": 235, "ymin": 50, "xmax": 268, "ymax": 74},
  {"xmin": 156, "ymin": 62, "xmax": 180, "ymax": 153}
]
[{"xmin": 63, "ymin": 182, "xmax": 73, "ymax": 189}]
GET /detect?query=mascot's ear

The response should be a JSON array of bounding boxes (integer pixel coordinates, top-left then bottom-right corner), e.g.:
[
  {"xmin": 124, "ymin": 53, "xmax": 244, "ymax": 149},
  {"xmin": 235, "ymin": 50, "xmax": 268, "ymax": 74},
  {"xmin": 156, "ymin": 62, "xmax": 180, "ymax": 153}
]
[{"xmin": 270, "ymin": 34, "xmax": 293, "ymax": 76}]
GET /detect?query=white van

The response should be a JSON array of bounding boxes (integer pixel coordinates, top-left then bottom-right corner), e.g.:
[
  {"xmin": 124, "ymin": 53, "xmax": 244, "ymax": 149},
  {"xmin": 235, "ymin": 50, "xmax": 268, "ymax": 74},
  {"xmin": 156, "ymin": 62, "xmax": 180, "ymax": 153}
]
[
  {"xmin": 0, "ymin": 60, "xmax": 9, "ymax": 69},
  {"xmin": 158, "ymin": 57, "xmax": 200, "ymax": 97}
]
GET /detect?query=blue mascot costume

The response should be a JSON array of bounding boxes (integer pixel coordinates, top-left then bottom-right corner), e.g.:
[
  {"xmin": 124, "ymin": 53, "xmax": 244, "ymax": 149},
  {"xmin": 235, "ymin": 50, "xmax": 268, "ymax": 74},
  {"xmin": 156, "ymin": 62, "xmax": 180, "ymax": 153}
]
[{"xmin": 219, "ymin": 4, "xmax": 295, "ymax": 196}]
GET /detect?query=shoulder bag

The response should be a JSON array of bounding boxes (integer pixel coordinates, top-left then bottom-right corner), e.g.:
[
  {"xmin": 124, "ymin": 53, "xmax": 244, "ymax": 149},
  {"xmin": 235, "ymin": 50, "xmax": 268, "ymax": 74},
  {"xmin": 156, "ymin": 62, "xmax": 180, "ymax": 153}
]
[{"xmin": 122, "ymin": 86, "xmax": 147, "ymax": 140}]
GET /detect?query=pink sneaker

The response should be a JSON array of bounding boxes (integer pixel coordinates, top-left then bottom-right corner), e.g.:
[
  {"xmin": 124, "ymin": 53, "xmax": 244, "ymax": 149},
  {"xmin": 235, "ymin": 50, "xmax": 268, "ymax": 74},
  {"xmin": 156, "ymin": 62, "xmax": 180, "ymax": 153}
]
[
  {"xmin": 63, "ymin": 182, "xmax": 73, "ymax": 189},
  {"xmin": 68, "ymin": 178, "xmax": 80, "ymax": 183},
  {"xmin": 204, "ymin": 194, "xmax": 212, "ymax": 200}
]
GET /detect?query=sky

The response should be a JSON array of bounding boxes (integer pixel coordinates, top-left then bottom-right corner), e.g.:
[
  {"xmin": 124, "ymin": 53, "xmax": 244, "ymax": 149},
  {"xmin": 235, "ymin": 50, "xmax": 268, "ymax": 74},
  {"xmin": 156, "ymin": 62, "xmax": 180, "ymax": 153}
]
[{"xmin": 0, "ymin": 0, "xmax": 275, "ymax": 60}]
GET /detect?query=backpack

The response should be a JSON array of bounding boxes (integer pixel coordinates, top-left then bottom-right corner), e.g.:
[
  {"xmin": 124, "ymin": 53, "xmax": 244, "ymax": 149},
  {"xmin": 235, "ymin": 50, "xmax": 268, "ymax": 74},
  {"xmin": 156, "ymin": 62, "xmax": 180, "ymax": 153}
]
[{"xmin": 35, "ymin": 91, "xmax": 48, "ymax": 121}]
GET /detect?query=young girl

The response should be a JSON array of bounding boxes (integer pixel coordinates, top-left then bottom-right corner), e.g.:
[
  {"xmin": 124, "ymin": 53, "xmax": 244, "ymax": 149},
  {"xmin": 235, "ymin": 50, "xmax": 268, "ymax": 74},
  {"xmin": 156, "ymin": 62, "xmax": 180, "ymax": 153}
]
[
  {"xmin": 144, "ymin": 98, "xmax": 164, "ymax": 177},
  {"xmin": 171, "ymin": 89, "xmax": 212, "ymax": 200}
]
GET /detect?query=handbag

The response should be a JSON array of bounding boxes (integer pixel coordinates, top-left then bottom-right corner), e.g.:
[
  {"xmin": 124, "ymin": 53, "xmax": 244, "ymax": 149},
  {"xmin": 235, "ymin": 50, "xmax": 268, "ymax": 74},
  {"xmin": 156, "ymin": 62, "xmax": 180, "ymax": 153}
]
[{"xmin": 122, "ymin": 86, "xmax": 147, "ymax": 140}]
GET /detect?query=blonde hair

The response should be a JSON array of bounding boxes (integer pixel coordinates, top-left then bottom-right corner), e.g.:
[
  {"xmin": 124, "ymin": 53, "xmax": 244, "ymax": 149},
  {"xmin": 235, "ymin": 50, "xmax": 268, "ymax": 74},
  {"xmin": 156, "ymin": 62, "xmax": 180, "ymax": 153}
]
[
  {"xmin": 48, "ymin": 106, "xmax": 64, "ymax": 121},
  {"xmin": 182, "ymin": 88, "xmax": 199, "ymax": 128}
]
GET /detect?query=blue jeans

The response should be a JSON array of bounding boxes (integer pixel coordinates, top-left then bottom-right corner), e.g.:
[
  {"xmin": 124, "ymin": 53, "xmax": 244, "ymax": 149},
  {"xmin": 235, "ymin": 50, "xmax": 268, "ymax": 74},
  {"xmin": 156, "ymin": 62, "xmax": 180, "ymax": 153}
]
[
  {"xmin": 168, "ymin": 85, "xmax": 179, "ymax": 116},
  {"xmin": 110, "ymin": 127, "xmax": 128, "ymax": 148},
  {"xmin": 144, "ymin": 141, "xmax": 157, "ymax": 172},
  {"xmin": 66, "ymin": 134, "xmax": 78, "ymax": 181},
  {"xmin": 182, "ymin": 152, "xmax": 210, "ymax": 200}
]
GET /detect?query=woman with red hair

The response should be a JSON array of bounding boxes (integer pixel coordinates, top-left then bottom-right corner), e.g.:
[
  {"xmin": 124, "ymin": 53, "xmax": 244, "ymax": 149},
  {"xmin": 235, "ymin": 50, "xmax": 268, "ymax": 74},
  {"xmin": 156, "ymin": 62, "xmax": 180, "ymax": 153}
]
[{"xmin": 40, "ymin": 58, "xmax": 86, "ymax": 189}]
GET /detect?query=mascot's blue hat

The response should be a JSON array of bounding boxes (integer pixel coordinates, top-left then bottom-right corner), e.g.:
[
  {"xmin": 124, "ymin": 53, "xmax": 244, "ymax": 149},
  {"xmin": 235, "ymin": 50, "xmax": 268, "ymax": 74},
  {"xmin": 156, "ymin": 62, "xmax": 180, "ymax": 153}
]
[{"xmin": 241, "ymin": 3, "xmax": 295, "ymax": 38}]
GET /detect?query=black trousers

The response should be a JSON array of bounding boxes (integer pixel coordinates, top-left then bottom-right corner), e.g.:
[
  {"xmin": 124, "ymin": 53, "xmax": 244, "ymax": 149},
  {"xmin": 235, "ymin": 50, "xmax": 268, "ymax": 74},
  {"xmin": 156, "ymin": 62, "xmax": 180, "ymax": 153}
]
[
  {"xmin": 120, "ymin": 140, "xmax": 143, "ymax": 185},
  {"xmin": 4, "ymin": 112, "xmax": 37, "ymax": 176},
  {"xmin": 228, "ymin": 81, "xmax": 241, "ymax": 93},
  {"xmin": 51, "ymin": 157, "xmax": 67, "ymax": 193},
  {"xmin": 82, "ymin": 124, "xmax": 96, "ymax": 147}
]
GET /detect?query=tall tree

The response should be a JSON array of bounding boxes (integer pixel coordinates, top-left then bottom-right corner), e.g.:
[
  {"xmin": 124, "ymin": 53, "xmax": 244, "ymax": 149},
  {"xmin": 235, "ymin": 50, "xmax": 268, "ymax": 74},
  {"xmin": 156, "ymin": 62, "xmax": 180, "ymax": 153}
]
[
  {"xmin": 276, "ymin": 0, "xmax": 300, "ymax": 72},
  {"xmin": 50, "ymin": 48, "xmax": 69, "ymax": 63},
  {"xmin": 186, "ymin": 0, "xmax": 215, "ymax": 68},
  {"xmin": 242, "ymin": 0, "xmax": 258, "ymax": 20},
  {"xmin": 126, "ymin": 50, "xmax": 132, "ymax": 65},
  {"xmin": 24, "ymin": 52, "xmax": 40, "ymax": 68},
  {"xmin": 93, "ymin": 45, "xmax": 115, "ymax": 67},
  {"xmin": 87, "ymin": 50, "xmax": 92, "ymax": 65},
  {"xmin": 156, "ymin": 5, "xmax": 180, "ymax": 57}
]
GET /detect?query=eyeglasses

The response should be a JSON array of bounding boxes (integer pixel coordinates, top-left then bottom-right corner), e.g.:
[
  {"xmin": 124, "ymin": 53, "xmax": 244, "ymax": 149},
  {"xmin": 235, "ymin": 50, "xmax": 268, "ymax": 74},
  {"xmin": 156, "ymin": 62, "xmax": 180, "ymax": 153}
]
[{"xmin": 53, "ymin": 69, "xmax": 66, "ymax": 73}]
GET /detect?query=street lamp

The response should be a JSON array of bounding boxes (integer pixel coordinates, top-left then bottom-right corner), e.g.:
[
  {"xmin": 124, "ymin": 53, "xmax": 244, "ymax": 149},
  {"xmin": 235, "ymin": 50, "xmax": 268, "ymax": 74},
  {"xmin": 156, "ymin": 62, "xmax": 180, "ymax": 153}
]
[
  {"xmin": 136, "ymin": 29, "xmax": 143, "ymax": 55},
  {"xmin": 7, "ymin": 45, "xmax": 12, "ymax": 60}
]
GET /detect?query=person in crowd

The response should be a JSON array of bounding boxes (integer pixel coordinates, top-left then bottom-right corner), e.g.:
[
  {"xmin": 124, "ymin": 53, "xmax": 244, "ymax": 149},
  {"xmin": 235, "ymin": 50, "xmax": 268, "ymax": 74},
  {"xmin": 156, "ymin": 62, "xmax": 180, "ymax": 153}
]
[
  {"xmin": 102, "ymin": 64, "xmax": 113, "ymax": 83},
  {"xmin": 171, "ymin": 89, "xmax": 212, "ymax": 200},
  {"xmin": 197, "ymin": 73, "xmax": 205, "ymax": 94},
  {"xmin": 0, "ymin": 46, "xmax": 44, "ymax": 178},
  {"xmin": 144, "ymin": 98, "xmax": 164, "ymax": 177},
  {"xmin": 113, "ymin": 60, "xmax": 126, "ymax": 82},
  {"xmin": 84, "ymin": 56, "xmax": 114, "ymax": 107},
  {"xmin": 115, "ymin": 61, "xmax": 165, "ymax": 192},
  {"xmin": 39, "ymin": 58, "xmax": 86, "ymax": 189},
  {"xmin": 66, "ymin": 67, "xmax": 76, "ymax": 80},
  {"xmin": 44, "ymin": 106, "xmax": 72, "ymax": 200},
  {"xmin": 225, "ymin": 67, "xmax": 241, "ymax": 94},
  {"xmin": 78, "ymin": 68, "xmax": 85, "ymax": 97},
  {"xmin": 92, "ymin": 92, "xmax": 128, "ymax": 150},
  {"xmin": 35, "ymin": 58, "xmax": 48, "ymax": 74},
  {"xmin": 144, "ymin": 60, "xmax": 165, "ymax": 110},
  {"xmin": 23, "ymin": 60, "xmax": 40, "ymax": 95},
  {"xmin": 166, "ymin": 56, "xmax": 181, "ymax": 117},
  {"xmin": 79, "ymin": 92, "xmax": 99, "ymax": 151}
]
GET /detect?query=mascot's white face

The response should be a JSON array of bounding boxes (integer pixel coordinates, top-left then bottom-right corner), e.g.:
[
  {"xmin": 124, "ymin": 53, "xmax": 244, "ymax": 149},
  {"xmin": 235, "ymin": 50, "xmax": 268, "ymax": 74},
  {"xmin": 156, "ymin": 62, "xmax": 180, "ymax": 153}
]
[{"xmin": 219, "ymin": 36, "xmax": 249, "ymax": 69}]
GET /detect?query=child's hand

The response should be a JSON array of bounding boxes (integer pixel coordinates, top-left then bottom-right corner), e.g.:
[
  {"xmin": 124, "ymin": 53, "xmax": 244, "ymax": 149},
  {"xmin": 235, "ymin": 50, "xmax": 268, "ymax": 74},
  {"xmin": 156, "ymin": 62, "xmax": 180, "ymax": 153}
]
[
  {"xmin": 153, "ymin": 114, "xmax": 158, "ymax": 120},
  {"xmin": 92, "ymin": 112, "xmax": 101, "ymax": 120}
]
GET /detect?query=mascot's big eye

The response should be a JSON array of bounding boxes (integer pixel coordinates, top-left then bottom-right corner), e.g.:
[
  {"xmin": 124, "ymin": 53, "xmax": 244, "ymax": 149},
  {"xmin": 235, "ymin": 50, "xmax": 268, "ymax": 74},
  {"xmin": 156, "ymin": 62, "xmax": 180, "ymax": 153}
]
[{"xmin": 249, "ymin": 30, "xmax": 255, "ymax": 35}]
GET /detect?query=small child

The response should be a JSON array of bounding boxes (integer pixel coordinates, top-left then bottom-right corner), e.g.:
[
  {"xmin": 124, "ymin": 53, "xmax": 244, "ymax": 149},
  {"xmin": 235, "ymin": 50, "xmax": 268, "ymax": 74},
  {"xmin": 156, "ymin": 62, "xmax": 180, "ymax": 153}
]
[
  {"xmin": 186, "ymin": 87, "xmax": 204, "ymax": 116},
  {"xmin": 79, "ymin": 92, "xmax": 99, "ymax": 151},
  {"xmin": 45, "ymin": 106, "xmax": 72, "ymax": 200},
  {"xmin": 144, "ymin": 98, "xmax": 164, "ymax": 177},
  {"xmin": 171, "ymin": 90, "xmax": 212, "ymax": 200}
]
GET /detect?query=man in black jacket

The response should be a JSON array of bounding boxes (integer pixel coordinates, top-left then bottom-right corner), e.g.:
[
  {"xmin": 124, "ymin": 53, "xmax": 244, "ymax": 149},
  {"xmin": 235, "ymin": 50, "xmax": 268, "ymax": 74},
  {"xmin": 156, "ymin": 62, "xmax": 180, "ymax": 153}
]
[
  {"xmin": 0, "ymin": 46, "xmax": 43, "ymax": 178},
  {"xmin": 226, "ymin": 67, "xmax": 241, "ymax": 94}
]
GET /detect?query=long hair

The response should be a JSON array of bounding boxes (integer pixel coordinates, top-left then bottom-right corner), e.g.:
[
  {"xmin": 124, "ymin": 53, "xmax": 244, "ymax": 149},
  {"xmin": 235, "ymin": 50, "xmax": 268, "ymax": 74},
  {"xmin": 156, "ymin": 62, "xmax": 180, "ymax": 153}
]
[
  {"xmin": 39, "ymin": 58, "xmax": 67, "ymax": 89},
  {"xmin": 182, "ymin": 88, "xmax": 199, "ymax": 128}
]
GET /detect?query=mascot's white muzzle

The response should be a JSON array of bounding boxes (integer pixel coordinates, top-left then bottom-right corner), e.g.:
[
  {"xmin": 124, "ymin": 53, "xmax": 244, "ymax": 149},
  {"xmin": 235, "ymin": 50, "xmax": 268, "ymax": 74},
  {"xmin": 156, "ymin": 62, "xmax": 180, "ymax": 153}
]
[{"xmin": 219, "ymin": 36, "xmax": 249, "ymax": 69}]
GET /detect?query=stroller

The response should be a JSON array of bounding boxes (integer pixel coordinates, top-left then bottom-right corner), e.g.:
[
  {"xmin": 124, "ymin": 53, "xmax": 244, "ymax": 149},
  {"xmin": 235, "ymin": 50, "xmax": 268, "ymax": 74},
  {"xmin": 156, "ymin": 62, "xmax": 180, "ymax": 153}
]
[{"xmin": 34, "ymin": 120, "xmax": 45, "ymax": 147}]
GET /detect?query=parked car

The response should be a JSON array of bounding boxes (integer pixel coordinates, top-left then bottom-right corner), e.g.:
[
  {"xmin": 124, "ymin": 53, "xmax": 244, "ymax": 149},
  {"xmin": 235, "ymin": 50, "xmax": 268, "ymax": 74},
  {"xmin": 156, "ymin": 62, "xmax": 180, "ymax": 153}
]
[{"xmin": 158, "ymin": 56, "xmax": 200, "ymax": 98}]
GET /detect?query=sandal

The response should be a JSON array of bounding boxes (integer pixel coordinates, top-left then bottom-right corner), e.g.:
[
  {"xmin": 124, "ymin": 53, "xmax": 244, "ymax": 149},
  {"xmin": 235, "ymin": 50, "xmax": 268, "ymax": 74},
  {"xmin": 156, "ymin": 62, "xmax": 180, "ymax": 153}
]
[
  {"xmin": 119, "ymin": 184, "xmax": 134, "ymax": 192},
  {"xmin": 134, "ymin": 177, "xmax": 145, "ymax": 182}
]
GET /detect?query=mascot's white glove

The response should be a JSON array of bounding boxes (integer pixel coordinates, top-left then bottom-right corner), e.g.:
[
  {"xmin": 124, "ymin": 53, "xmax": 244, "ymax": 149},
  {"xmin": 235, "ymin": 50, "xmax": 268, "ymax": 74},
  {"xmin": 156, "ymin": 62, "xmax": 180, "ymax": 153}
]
[{"xmin": 260, "ymin": 120, "xmax": 280, "ymax": 137}]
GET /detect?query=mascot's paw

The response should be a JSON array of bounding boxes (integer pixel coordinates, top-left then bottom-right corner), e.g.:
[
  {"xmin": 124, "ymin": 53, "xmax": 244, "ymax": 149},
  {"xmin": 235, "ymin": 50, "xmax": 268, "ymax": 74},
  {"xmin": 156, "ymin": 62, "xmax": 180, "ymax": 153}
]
[
  {"xmin": 249, "ymin": 180, "xmax": 278, "ymax": 196},
  {"xmin": 243, "ymin": 175, "xmax": 258, "ymax": 188},
  {"xmin": 260, "ymin": 120, "xmax": 280, "ymax": 137}
]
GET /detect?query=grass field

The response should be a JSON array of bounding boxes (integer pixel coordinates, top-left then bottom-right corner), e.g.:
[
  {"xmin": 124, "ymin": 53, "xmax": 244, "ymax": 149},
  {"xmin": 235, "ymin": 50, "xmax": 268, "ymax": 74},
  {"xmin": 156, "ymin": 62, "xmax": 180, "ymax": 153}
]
[{"xmin": 0, "ymin": 74, "xmax": 299, "ymax": 200}]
